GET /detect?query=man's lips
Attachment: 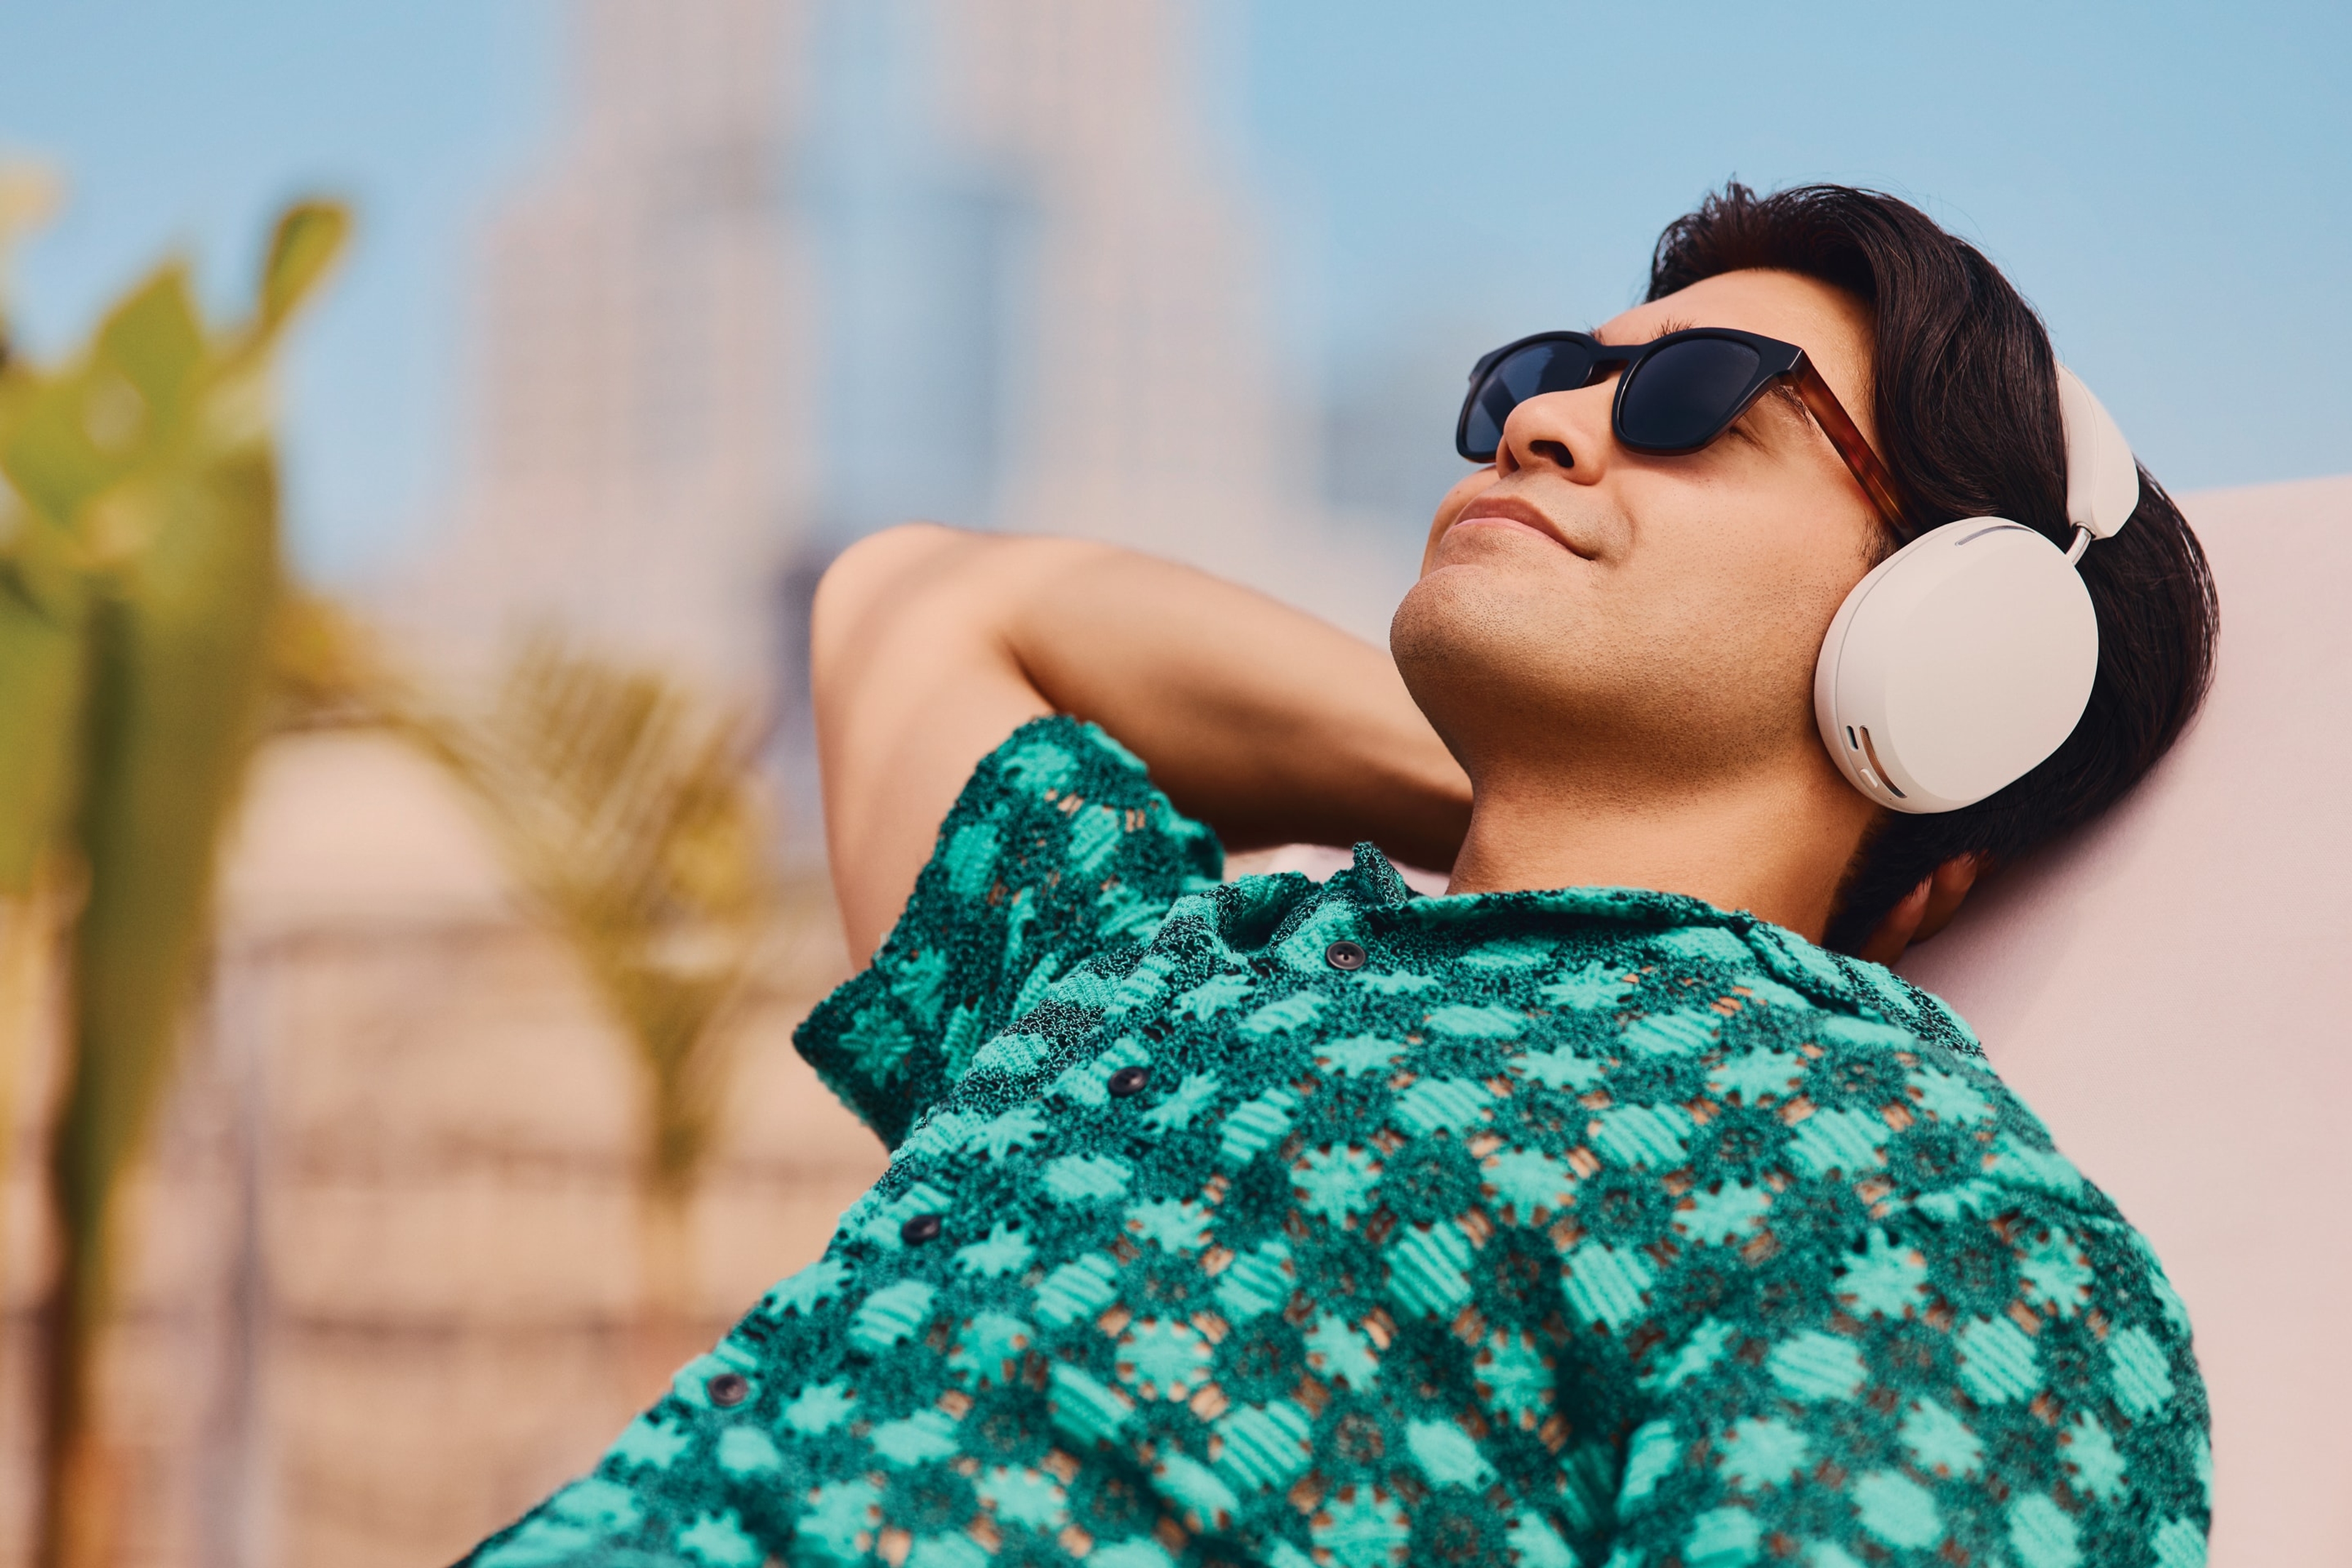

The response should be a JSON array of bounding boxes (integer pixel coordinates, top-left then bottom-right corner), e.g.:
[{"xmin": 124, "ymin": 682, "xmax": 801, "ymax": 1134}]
[{"xmin": 1450, "ymin": 496, "xmax": 1594, "ymax": 559}]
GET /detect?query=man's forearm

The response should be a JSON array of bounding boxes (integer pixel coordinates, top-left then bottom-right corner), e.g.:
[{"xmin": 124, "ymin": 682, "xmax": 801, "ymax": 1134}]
[
  {"xmin": 1001, "ymin": 540, "xmax": 1470, "ymax": 861},
  {"xmin": 812, "ymin": 525, "xmax": 1469, "ymax": 960}
]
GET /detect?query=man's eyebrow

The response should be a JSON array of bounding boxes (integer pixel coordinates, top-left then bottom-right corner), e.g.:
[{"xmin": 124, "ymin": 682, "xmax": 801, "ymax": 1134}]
[{"xmin": 1589, "ymin": 315, "xmax": 1695, "ymax": 348}]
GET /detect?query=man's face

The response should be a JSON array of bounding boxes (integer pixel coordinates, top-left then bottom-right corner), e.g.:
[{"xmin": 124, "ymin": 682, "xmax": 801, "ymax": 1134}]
[{"xmin": 1390, "ymin": 268, "xmax": 1887, "ymax": 795}]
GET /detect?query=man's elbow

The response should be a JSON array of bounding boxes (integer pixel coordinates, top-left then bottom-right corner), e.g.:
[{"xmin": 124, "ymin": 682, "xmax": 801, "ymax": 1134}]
[
  {"xmin": 816, "ymin": 519, "xmax": 960, "ymax": 641},
  {"xmin": 816, "ymin": 522, "xmax": 964, "ymax": 622},
  {"xmin": 809, "ymin": 522, "xmax": 987, "ymax": 714}
]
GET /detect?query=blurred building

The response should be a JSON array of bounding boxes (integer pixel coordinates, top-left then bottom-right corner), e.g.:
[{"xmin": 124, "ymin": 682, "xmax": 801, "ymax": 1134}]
[
  {"xmin": 816, "ymin": 0, "xmax": 1378, "ymax": 613},
  {"xmin": 413, "ymin": 0, "xmax": 815, "ymax": 695},
  {"xmin": 406, "ymin": 0, "xmax": 1401, "ymax": 708}
]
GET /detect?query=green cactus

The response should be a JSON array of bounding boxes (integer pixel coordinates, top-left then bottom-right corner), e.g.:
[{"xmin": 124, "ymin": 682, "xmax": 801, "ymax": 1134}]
[{"xmin": 0, "ymin": 197, "xmax": 347, "ymax": 1568}]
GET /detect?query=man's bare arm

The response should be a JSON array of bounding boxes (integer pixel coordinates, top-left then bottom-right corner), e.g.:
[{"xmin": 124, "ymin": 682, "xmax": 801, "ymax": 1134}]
[{"xmin": 811, "ymin": 524, "xmax": 1472, "ymax": 960}]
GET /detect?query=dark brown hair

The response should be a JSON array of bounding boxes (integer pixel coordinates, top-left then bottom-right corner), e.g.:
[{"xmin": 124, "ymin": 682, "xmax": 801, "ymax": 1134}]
[{"xmin": 1646, "ymin": 183, "xmax": 2218, "ymax": 954}]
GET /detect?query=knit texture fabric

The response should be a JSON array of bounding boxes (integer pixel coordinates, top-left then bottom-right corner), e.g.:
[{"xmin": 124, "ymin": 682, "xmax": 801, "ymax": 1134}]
[{"xmin": 464, "ymin": 716, "xmax": 2210, "ymax": 1568}]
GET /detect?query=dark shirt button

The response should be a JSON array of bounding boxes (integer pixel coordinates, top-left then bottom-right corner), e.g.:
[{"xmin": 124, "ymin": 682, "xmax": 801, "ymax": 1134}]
[
  {"xmin": 708, "ymin": 1372, "xmax": 750, "ymax": 1408},
  {"xmin": 900, "ymin": 1212, "xmax": 943, "ymax": 1245},
  {"xmin": 1325, "ymin": 940, "xmax": 1368, "ymax": 971},
  {"xmin": 1107, "ymin": 1065, "xmax": 1152, "ymax": 1098}
]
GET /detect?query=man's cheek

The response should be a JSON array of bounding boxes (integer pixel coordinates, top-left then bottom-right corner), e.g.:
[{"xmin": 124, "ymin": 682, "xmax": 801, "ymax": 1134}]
[{"xmin": 1636, "ymin": 564, "xmax": 1809, "ymax": 692}]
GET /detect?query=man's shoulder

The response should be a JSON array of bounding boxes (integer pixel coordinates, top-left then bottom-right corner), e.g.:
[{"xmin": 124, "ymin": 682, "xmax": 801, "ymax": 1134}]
[
  {"xmin": 1697, "ymin": 916, "xmax": 1987, "ymax": 1064},
  {"xmin": 796, "ymin": 715, "xmax": 1228, "ymax": 1147}
]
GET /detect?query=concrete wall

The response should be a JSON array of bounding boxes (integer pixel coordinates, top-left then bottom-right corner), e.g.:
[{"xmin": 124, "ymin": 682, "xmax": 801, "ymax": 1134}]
[{"xmin": 1902, "ymin": 474, "xmax": 2352, "ymax": 1567}]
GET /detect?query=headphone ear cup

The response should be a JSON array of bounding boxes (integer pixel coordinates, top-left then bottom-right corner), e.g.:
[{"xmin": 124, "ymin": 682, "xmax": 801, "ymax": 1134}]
[{"xmin": 1815, "ymin": 520, "xmax": 2099, "ymax": 813}]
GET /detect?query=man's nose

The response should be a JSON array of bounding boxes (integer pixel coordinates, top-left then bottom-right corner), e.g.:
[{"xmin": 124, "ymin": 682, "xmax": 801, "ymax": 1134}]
[{"xmin": 1497, "ymin": 378, "xmax": 1616, "ymax": 483}]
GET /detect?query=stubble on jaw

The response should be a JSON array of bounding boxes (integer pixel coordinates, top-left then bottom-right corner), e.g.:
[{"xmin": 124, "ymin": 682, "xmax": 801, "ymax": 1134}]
[{"xmin": 1390, "ymin": 529, "xmax": 1823, "ymax": 797}]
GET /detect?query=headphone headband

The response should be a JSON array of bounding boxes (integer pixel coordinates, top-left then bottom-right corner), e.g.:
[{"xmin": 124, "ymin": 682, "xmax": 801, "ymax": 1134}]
[{"xmin": 2055, "ymin": 366, "xmax": 2139, "ymax": 542}]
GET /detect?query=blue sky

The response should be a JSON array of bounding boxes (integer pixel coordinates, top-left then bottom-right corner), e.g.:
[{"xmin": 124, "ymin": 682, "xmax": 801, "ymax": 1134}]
[{"xmin": 2, "ymin": 0, "xmax": 2345, "ymax": 578}]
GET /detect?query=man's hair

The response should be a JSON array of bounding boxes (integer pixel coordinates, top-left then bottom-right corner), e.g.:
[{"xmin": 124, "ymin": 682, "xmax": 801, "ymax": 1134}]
[{"xmin": 1646, "ymin": 183, "xmax": 2219, "ymax": 954}]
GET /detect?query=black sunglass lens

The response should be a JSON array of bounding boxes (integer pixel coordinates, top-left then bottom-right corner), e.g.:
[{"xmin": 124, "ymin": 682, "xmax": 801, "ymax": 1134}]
[
  {"xmin": 1460, "ymin": 340, "xmax": 1596, "ymax": 458},
  {"xmin": 1618, "ymin": 337, "xmax": 1763, "ymax": 452}
]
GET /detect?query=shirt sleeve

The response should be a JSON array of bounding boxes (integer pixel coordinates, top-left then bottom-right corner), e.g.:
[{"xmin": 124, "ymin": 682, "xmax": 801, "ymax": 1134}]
[
  {"xmin": 1596, "ymin": 1173, "xmax": 2211, "ymax": 1567},
  {"xmin": 794, "ymin": 714, "xmax": 1222, "ymax": 1150}
]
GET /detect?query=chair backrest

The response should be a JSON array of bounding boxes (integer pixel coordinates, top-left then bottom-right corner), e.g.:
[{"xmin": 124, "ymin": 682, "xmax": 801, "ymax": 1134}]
[{"xmin": 1901, "ymin": 475, "xmax": 2352, "ymax": 1568}]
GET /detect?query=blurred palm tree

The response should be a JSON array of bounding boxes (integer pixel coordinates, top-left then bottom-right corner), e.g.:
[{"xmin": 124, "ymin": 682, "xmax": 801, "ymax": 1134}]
[
  {"xmin": 418, "ymin": 635, "xmax": 776, "ymax": 1361},
  {"xmin": 268, "ymin": 593, "xmax": 783, "ymax": 1370},
  {"xmin": 0, "ymin": 173, "xmax": 778, "ymax": 1560},
  {"xmin": 264, "ymin": 587, "xmax": 403, "ymax": 733},
  {"xmin": 0, "ymin": 159, "xmax": 68, "ymax": 1310},
  {"xmin": 0, "ymin": 192, "xmax": 348, "ymax": 1568}
]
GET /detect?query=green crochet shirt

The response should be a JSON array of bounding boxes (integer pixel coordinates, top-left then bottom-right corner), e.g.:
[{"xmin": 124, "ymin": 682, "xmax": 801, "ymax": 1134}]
[{"xmin": 465, "ymin": 717, "xmax": 2210, "ymax": 1568}]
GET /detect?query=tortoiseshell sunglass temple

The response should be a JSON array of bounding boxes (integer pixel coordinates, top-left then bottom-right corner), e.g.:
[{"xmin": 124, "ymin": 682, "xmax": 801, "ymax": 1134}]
[{"xmin": 1787, "ymin": 356, "xmax": 1910, "ymax": 537}]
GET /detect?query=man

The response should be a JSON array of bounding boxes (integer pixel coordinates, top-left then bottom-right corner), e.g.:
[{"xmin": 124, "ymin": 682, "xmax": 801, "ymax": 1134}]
[{"xmin": 467, "ymin": 185, "xmax": 2215, "ymax": 1567}]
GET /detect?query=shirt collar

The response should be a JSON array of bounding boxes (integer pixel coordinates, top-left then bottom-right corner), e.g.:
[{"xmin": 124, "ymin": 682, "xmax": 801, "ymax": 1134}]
[
  {"xmin": 1337, "ymin": 840, "xmax": 1915, "ymax": 1027},
  {"xmin": 1344, "ymin": 840, "xmax": 1732, "ymax": 932}
]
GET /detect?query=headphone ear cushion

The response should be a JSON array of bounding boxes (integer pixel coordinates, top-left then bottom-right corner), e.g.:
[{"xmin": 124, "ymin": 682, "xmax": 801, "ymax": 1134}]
[{"xmin": 1815, "ymin": 520, "xmax": 2098, "ymax": 813}]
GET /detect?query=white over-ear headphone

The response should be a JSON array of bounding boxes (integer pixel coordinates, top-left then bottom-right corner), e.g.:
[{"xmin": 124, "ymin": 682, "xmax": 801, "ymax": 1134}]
[{"xmin": 1814, "ymin": 367, "xmax": 2141, "ymax": 813}]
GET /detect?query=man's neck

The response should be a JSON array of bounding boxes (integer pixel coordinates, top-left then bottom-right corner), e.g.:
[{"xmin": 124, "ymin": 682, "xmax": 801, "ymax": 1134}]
[{"xmin": 1442, "ymin": 757, "xmax": 1875, "ymax": 943}]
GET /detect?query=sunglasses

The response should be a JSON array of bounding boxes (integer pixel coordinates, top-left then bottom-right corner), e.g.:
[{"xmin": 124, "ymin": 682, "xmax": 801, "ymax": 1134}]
[{"xmin": 1455, "ymin": 327, "xmax": 1908, "ymax": 532}]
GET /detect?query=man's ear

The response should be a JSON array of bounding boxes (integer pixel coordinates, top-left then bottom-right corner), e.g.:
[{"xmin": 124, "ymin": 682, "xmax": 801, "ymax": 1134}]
[{"xmin": 1855, "ymin": 854, "xmax": 1983, "ymax": 966}]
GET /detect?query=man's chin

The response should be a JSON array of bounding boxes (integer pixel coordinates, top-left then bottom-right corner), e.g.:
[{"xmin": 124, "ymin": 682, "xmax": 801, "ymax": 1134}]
[
  {"xmin": 1390, "ymin": 568, "xmax": 1600, "ymax": 723},
  {"xmin": 1395, "ymin": 554, "xmax": 1588, "ymax": 645}
]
